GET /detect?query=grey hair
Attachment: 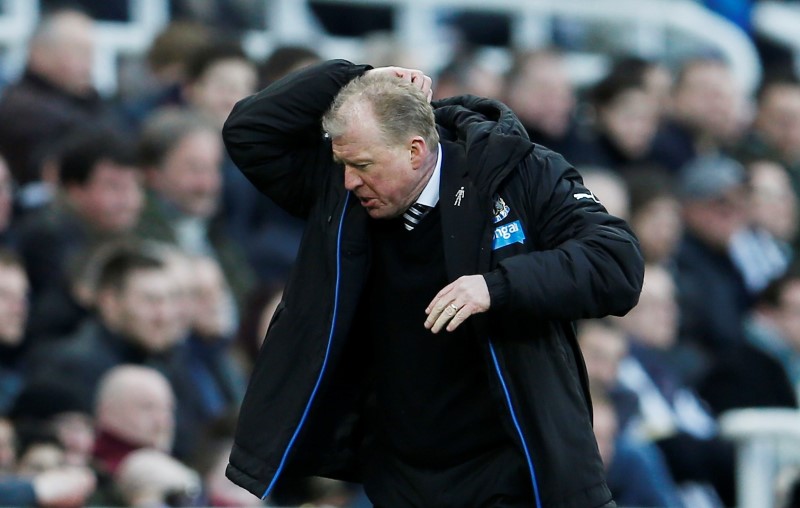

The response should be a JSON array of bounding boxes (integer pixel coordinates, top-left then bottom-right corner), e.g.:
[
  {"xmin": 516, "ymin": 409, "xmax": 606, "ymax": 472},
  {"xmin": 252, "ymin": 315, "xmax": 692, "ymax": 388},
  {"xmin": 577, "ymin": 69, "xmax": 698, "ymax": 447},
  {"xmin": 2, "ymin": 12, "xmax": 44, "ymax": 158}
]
[{"xmin": 322, "ymin": 72, "xmax": 438, "ymax": 149}]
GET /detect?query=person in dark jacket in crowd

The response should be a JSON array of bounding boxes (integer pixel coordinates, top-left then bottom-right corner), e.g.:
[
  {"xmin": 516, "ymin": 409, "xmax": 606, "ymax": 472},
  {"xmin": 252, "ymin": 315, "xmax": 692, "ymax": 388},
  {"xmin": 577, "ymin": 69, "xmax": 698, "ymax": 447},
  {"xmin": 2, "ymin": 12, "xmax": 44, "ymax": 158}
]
[
  {"xmin": 0, "ymin": 250, "xmax": 29, "ymax": 414},
  {"xmin": 222, "ymin": 59, "xmax": 644, "ymax": 508},
  {"xmin": 17, "ymin": 127, "xmax": 143, "ymax": 342},
  {"xmin": 24, "ymin": 244, "xmax": 200, "ymax": 461},
  {"xmin": 0, "ymin": 8, "xmax": 115, "ymax": 198}
]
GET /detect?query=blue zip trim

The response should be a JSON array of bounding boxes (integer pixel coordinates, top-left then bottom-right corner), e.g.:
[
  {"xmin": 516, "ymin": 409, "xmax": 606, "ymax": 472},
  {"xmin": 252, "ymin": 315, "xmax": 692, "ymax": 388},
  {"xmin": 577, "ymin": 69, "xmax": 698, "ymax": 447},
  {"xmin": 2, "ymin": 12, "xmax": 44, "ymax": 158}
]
[
  {"xmin": 261, "ymin": 193, "xmax": 351, "ymax": 500},
  {"xmin": 488, "ymin": 339, "xmax": 543, "ymax": 508}
]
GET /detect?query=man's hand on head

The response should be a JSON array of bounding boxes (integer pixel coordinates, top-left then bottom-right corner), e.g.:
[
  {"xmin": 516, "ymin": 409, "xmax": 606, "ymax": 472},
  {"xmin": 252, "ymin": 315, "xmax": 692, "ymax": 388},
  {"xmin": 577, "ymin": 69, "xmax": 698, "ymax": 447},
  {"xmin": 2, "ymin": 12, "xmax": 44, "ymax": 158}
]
[
  {"xmin": 365, "ymin": 66, "xmax": 433, "ymax": 103},
  {"xmin": 424, "ymin": 275, "xmax": 491, "ymax": 333}
]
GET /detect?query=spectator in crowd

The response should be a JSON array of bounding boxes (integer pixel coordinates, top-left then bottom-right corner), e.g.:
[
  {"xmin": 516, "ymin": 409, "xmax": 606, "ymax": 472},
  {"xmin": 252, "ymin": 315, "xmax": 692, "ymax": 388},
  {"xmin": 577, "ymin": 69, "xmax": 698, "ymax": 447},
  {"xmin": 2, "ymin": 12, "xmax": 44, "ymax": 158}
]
[
  {"xmin": 9, "ymin": 381, "xmax": 95, "ymax": 469},
  {"xmin": 698, "ymin": 266, "xmax": 800, "ymax": 415},
  {"xmin": 651, "ymin": 57, "xmax": 747, "ymax": 172},
  {"xmin": 625, "ymin": 168, "xmax": 683, "ymax": 266},
  {"xmin": 579, "ymin": 167, "xmax": 631, "ymax": 220},
  {"xmin": 24, "ymin": 245, "xmax": 202, "ymax": 459},
  {"xmin": 578, "ymin": 320, "xmax": 638, "ymax": 428},
  {"xmin": 607, "ymin": 56, "xmax": 673, "ymax": 120},
  {"xmin": 0, "ymin": 8, "xmax": 114, "ymax": 197},
  {"xmin": 503, "ymin": 49, "xmax": 584, "ymax": 155},
  {"xmin": 579, "ymin": 321, "xmax": 688, "ymax": 507},
  {"xmin": 0, "ymin": 250, "xmax": 29, "ymax": 413},
  {"xmin": 748, "ymin": 159, "xmax": 799, "ymax": 249},
  {"xmin": 675, "ymin": 155, "xmax": 752, "ymax": 365},
  {"xmin": 259, "ymin": 44, "xmax": 321, "ymax": 89},
  {"xmin": 0, "ymin": 154, "xmax": 15, "ymax": 249},
  {"xmin": 727, "ymin": 159, "xmax": 795, "ymax": 295},
  {"xmin": 745, "ymin": 73, "xmax": 800, "ymax": 180},
  {"xmin": 17, "ymin": 127, "xmax": 143, "ymax": 342},
  {"xmin": 590, "ymin": 384, "xmax": 685, "ymax": 508},
  {"xmin": 118, "ymin": 20, "xmax": 214, "ymax": 131},
  {"xmin": 15, "ymin": 433, "xmax": 65, "ymax": 476},
  {"xmin": 114, "ymin": 448, "xmax": 202, "ymax": 507},
  {"xmin": 93, "ymin": 366, "xmax": 176, "ymax": 475},
  {"xmin": 432, "ymin": 50, "xmax": 504, "ymax": 101},
  {"xmin": 0, "ymin": 466, "xmax": 96, "ymax": 507},
  {"xmin": 136, "ymin": 109, "xmax": 253, "ymax": 307},
  {"xmin": 575, "ymin": 63, "xmax": 660, "ymax": 170},
  {"xmin": 156, "ymin": 247, "xmax": 245, "ymax": 429},
  {"xmin": 616, "ymin": 264, "xmax": 737, "ymax": 506},
  {"xmin": 183, "ymin": 40, "xmax": 258, "ymax": 130},
  {"xmin": 181, "ymin": 40, "xmax": 281, "ymax": 279},
  {"xmin": 183, "ymin": 254, "xmax": 246, "ymax": 424},
  {"xmin": 0, "ymin": 417, "xmax": 15, "ymax": 474}
]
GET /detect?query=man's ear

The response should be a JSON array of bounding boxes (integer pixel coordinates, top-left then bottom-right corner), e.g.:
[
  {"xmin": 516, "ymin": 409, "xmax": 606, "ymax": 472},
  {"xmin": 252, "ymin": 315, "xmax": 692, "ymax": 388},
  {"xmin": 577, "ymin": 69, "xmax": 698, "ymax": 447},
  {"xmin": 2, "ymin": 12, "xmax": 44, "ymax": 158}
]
[
  {"xmin": 96, "ymin": 288, "xmax": 121, "ymax": 327},
  {"xmin": 409, "ymin": 136, "xmax": 428, "ymax": 170}
]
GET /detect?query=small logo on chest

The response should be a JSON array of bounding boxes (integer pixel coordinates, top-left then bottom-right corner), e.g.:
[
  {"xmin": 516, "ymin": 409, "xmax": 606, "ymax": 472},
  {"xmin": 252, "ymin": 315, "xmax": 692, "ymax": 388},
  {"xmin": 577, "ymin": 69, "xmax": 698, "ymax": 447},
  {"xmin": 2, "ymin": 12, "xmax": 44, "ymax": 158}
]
[
  {"xmin": 454, "ymin": 186, "xmax": 465, "ymax": 206},
  {"xmin": 492, "ymin": 195, "xmax": 510, "ymax": 223}
]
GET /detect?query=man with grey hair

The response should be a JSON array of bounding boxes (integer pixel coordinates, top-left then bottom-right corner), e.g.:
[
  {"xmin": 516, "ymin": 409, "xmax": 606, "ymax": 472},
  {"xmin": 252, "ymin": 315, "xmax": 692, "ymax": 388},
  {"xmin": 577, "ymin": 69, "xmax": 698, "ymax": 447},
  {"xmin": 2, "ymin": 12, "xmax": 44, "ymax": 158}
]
[
  {"xmin": 0, "ymin": 8, "xmax": 112, "ymax": 191},
  {"xmin": 223, "ymin": 60, "xmax": 643, "ymax": 507}
]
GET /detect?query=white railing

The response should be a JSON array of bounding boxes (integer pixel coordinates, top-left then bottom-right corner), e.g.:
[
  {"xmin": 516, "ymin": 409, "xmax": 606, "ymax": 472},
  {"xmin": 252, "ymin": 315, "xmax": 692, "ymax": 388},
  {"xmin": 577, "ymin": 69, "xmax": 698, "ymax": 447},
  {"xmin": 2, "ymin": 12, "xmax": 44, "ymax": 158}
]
[
  {"xmin": 720, "ymin": 408, "xmax": 800, "ymax": 508},
  {"xmin": 0, "ymin": 0, "xmax": 38, "ymax": 80},
  {"xmin": 753, "ymin": 1, "xmax": 800, "ymax": 75},
  {"xmin": 0, "ymin": 0, "xmax": 762, "ymax": 96},
  {"xmin": 93, "ymin": 0, "xmax": 169, "ymax": 95}
]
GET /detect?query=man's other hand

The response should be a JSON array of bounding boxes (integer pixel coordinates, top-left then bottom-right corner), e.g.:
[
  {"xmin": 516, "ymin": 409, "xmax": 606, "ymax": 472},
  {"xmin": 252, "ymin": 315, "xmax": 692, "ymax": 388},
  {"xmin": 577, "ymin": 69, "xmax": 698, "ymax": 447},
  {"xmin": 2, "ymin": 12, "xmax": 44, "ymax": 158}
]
[{"xmin": 425, "ymin": 275, "xmax": 491, "ymax": 333}]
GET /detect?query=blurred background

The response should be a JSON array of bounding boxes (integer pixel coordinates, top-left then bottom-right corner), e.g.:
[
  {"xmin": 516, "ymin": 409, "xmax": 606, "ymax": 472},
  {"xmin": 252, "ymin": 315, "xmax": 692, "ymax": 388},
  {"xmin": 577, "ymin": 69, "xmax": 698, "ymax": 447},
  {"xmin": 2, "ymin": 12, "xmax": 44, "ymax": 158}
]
[{"xmin": 1, "ymin": 0, "xmax": 800, "ymax": 507}]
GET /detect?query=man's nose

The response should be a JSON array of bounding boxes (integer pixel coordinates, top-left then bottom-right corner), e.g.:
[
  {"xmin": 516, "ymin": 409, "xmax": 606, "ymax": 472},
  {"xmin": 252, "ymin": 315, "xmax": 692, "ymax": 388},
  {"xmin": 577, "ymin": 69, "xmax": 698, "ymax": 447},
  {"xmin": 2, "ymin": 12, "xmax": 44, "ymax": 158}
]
[{"xmin": 344, "ymin": 166, "xmax": 362, "ymax": 191}]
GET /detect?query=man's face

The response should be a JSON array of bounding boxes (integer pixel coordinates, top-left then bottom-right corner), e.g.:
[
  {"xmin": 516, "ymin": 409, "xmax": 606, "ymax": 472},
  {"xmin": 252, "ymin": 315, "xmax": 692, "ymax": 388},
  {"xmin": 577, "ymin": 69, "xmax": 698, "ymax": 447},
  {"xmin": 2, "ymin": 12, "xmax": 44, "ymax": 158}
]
[
  {"xmin": 187, "ymin": 58, "xmax": 257, "ymax": 128},
  {"xmin": 102, "ymin": 376, "xmax": 175, "ymax": 451},
  {"xmin": 191, "ymin": 257, "xmax": 233, "ymax": 338},
  {"xmin": 111, "ymin": 268, "xmax": 182, "ymax": 353},
  {"xmin": 156, "ymin": 130, "xmax": 222, "ymax": 218},
  {"xmin": 506, "ymin": 56, "xmax": 575, "ymax": 138},
  {"xmin": 674, "ymin": 62, "xmax": 742, "ymax": 142},
  {"xmin": 777, "ymin": 281, "xmax": 800, "ymax": 351},
  {"xmin": 683, "ymin": 185, "xmax": 749, "ymax": 249},
  {"xmin": 332, "ymin": 110, "xmax": 427, "ymax": 220},
  {"xmin": 749, "ymin": 160, "xmax": 798, "ymax": 241},
  {"xmin": 619, "ymin": 266, "xmax": 679, "ymax": 349},
  {"xmin": 632, "ymin": 197, "xmax": 683, "ymax": 263},
  {"xmin": 68, "ymin": 161, "xmax": 143, "ymax": 233},
  {"xmin": 578, "ymin": 326, "xmax": 627, "ymax": 389},
  {"xmin": 0, "ymin": 264, "xmax": 28, "ymax": 346},
  {"xmin": 600, "ymin": 88, "xmax": 659, "ymax": 159},
  {"xmin": 31, "ymin": 12, "xmax": 95, "ymax": 97},
  {"xmin": 756, "ymin": 85, "xmax": 800, "ymax": 163}
]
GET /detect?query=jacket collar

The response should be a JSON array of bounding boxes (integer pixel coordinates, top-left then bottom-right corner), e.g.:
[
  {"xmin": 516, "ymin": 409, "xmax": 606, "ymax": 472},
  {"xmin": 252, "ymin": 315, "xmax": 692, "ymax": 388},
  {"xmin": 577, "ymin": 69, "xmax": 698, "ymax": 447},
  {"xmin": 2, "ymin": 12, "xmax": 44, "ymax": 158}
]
[
  {"xmin": 433, "ymin": 95, "xmax": 534, "ymax": 197},
  {"xmin": 19, "ymin": 68, "xmax": 101, "ymax": 106}
]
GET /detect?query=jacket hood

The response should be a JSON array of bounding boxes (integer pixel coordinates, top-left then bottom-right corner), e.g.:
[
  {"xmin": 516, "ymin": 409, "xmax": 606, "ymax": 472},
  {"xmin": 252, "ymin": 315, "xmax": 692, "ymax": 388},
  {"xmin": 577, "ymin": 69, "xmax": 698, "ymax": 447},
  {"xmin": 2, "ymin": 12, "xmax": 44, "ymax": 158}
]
[{"xmin": 433, "ymin": 95, "xmax": 534, "ymax": 194}]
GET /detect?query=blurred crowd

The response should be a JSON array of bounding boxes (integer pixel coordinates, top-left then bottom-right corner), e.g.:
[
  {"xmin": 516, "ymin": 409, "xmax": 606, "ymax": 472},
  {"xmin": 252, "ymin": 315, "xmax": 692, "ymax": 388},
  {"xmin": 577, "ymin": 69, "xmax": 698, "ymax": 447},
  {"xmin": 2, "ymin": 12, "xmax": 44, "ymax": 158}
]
[{"xmin": 1, "ymin": 1, "xmax": 800, "ymax": 507}]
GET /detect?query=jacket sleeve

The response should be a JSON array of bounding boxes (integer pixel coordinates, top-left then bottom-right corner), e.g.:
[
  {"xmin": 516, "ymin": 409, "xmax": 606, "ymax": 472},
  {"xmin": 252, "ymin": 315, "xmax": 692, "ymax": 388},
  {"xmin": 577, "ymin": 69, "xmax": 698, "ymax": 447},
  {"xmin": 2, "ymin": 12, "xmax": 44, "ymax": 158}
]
[
  {"xmin": 222, "ymin": 59, "xmax": 371, "ymax": 218},
  {"xmin": 485, "ymin": 150, "xmax": 644, "ymax": 320}
]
